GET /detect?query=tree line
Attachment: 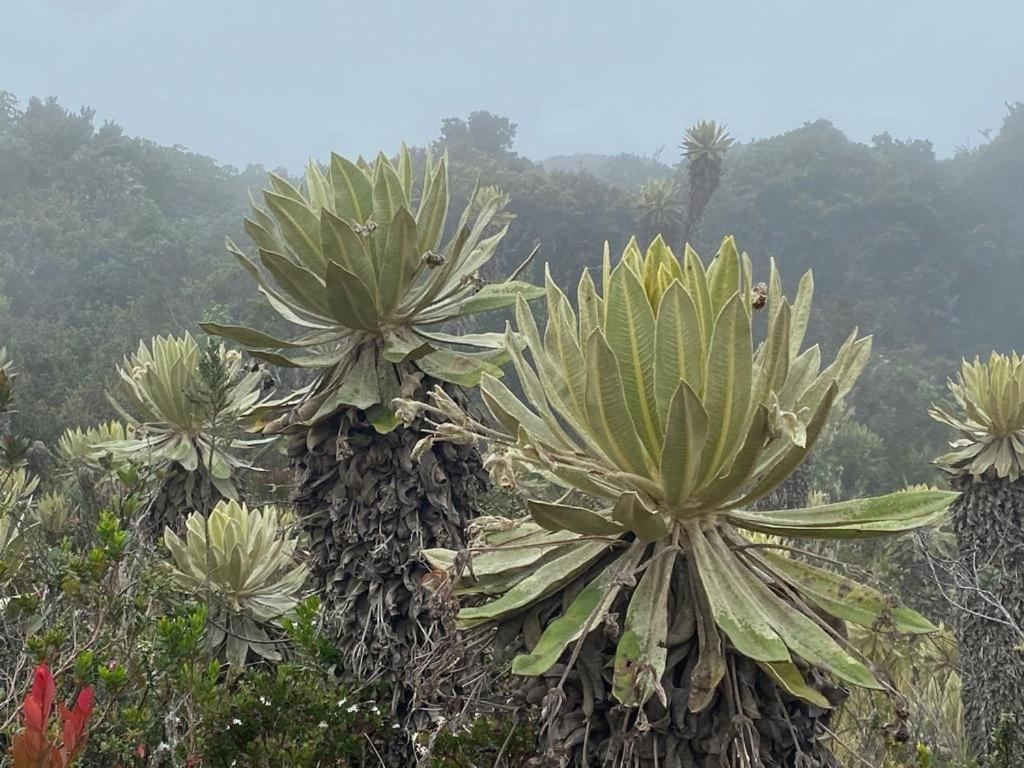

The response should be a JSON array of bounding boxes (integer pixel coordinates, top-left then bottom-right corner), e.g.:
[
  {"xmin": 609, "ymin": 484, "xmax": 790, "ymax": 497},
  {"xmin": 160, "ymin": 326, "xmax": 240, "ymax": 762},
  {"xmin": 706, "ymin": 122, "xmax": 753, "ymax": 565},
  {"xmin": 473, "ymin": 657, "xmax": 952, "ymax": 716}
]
[{"xmin": 1, "ymin": 94, "xmax": 1022, "ymax": 496}]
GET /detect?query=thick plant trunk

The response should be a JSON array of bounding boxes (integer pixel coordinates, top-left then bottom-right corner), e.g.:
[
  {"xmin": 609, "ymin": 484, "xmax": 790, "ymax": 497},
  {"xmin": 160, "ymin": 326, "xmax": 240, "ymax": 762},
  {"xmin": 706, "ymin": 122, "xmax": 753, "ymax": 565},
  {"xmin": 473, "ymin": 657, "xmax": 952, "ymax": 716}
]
[
  {"xmin": 680, "ymin": 161, "xmax": 722, "ymax": 250},
  {"xmin": 290, "ymin": 382, "xmax": 487, "ymax": 736},
  {"xmin": 949, "ymin": 474, "xmax": 1024, "ymax": 757},
  {"xmin": 142, "ymin": 461, "xmax": 220, "ymax": 537},
  {"xmin": 497, "ymin": 551, "xmax": 844, "ymax": 768}
]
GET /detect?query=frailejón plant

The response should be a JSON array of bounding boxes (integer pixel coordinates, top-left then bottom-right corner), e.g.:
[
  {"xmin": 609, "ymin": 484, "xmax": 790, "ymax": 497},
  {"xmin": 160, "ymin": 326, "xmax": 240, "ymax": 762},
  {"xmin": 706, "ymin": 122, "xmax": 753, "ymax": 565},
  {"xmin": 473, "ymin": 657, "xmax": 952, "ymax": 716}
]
[
  {"xmin": 414, "ymin": 235, "xmax": 955, "ymax": 766},
  {"xmin": 163, "ymin": 500, "xmax": 308, "ymax": 669}
]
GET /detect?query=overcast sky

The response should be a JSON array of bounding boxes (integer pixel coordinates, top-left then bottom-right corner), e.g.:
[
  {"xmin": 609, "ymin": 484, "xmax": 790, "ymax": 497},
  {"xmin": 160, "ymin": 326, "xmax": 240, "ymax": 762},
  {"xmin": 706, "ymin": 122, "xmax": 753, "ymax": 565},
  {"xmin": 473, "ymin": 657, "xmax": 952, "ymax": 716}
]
[{"xmin": 2, "ymin": 0, "xmax": 1021, "ymax": 170}]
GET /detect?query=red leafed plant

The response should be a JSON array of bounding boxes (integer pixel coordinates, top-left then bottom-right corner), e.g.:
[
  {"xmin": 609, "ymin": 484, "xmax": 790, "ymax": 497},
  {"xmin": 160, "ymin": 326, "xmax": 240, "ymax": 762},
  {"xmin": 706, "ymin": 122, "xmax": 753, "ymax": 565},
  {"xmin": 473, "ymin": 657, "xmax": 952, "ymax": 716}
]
[{"xmin": 11, "ymin": 663, "xmax": 94, "ymax": 768}]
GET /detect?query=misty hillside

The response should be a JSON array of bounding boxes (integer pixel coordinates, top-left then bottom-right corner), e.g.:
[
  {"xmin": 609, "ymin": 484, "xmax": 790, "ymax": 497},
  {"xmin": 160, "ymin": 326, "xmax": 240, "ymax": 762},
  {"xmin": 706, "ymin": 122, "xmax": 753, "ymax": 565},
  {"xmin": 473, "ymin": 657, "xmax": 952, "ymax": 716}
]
[
  {"xmin": 2, "ymin": 93, "xmax": 1022, "ymax": 494},
  {"xmin": 5, "ymin": 0, "xmax": 1024, "ymax": 762},
  {"xmin": 542, "ymin": 152, "xmax": 674, "ymax": 189}
]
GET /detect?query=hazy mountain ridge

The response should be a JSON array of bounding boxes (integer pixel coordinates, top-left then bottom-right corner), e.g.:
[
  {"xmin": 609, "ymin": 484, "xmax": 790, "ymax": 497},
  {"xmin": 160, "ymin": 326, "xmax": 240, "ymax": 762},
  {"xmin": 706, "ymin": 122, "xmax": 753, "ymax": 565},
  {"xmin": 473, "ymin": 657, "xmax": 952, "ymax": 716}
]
[{"xmin": 2, "ymin": 94, "xmax": 1022, "ymax": 493}]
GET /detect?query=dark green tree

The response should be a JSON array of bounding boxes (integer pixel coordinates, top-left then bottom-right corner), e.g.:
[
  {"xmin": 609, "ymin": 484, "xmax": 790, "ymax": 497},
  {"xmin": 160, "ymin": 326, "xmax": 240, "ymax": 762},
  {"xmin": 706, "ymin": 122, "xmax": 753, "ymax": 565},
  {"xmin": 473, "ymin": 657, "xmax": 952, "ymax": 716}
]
[{"xmin": 438, "ymin": 110, "xmax": 518, "ymax": 157}]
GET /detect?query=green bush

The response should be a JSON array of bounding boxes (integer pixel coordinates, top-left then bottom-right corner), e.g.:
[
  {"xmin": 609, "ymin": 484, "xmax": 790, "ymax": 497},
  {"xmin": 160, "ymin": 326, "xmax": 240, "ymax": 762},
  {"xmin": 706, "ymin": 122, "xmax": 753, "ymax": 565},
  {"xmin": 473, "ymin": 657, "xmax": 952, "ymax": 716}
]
[{"xmin": 199, "ymin": 665, "xmax": 386, "ymax": 768}]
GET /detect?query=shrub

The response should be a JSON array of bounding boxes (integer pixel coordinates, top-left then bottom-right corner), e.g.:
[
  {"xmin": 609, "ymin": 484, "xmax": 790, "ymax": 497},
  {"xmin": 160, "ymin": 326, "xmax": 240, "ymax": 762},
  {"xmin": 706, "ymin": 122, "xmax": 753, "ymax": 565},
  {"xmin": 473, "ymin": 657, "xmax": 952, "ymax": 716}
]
[{"xmin": 11, "ymin": 663, "xmax": 94, "ymax": 768}]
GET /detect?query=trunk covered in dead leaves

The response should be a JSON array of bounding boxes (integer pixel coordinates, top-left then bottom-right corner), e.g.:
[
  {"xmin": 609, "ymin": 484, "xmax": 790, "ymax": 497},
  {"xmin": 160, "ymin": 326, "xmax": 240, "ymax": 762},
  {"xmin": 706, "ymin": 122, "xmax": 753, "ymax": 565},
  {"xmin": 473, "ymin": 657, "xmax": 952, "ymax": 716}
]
[
  {"xmin": 289, "ymin": 382, "xmax": 487, "ymax": 743},
  {"xmin": 492, "ymin": 551, "xmax": 845, "ymax": 768},
  {"xmin": 949, "ymin": 474, "xmax": 1024, "ymax": 757},
  {"xmin": 142, "ymin": 461, "xmax": 220, "ymax": 537}
]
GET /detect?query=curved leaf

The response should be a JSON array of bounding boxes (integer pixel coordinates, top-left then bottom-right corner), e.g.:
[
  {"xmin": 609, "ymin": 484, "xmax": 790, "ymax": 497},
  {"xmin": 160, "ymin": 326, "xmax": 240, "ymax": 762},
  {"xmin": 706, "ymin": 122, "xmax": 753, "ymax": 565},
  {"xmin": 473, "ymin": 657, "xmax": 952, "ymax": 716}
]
[
  {"xmin": 455, "ymin": 281, "xmax": 545, "ymax": 315},
  {"xmin": 613, "ymin": 543, "xmax": 675, "ymax": 706},
  {"xmin": 697, "ymin": 293, "xmax": 752, "ymax": 486},
  {"xmin": 682, "ymin": 244, "xmax": 714, "ymax": 346},
  {"xmin": 378, "ymin": 207, "xmax": 420, "ymax": 314},
  {"xmin": 789, "ymin": 270, "xmax": 814, "ymax": 360},
  {"xmin": 654, "ymin": 280, "xmax": 704, "ymax": 417},
  {"xmin": 416, "ymin": 160, "xmax": 449, "ymax": 254},
  {"xmin": 320, "ymin": 209, "xmax": 377, "ymax": 295},
  {"xmin": 731, "ymin": 380, "xmax": 837, "ymax": 509},
  {"xmin": 514, "ymin": 541, "xmax": 647, "ymax": 676},
  {"xmin": 325, "ymin": 260, "xmax": 378, "ymax": 330},
  {"xmin": 584, "ymin": 332, "xmax": 652, "ymax": 477},
  {"xmin": 731, "ymin": 549, "xmax": 881, "ymax": 689},
  {"xmin": 382, "ymin": 326, "xmax": 431, "ymax": 363},
  {"xmin": 416, "ymin": 348, "xmax": 504, "ymax": 387},
  {"xmin": 527, "ymin": 499, "xmax": 626, "ymax": 536},
  {"xmin": 264, "ymin": 191, "xmax": 324, "ymax": 273},
  {"xmin": 577, "ymin": 268, "xmax": 602, "ymax": 344},
  {"xmin": 197, "ymin": 323, "xmax": 337, "ymax": 351},
  {"xmin": 309, "ymin": 344, "xmax": 380, "ymax": 415},
  {"xmin": 606, "ymin": 263, "xmax": 662, "ymax": 458},
  {"xmin": 544, "ymin": 271, "xmax": 589, "ymax": 423},
  {"xmin": 687, "ymin": 523, "xmax": 789, "ymax": 662},
  {"xmin": 660, "ymin": 380, "xmax": 709, "ymax": 507},
  {"xmin": 329, "ymin": 152, "xmax": 373, "ymax": 224},
  {"xmin": 730, "ymin": 489, "xmax": 956, "ymax": 539},
  {"xmin": 761, "ymin": 551, "xmax": 937, "ymax": 634},
  {"xmin": 260, "ymin": 249, "xmax": 331, "ymax": 317},
  {"xmin": 758, "ymin": 660, "xmax": 831, "ymax": 708},
  {"xmin": 688, "ymin": 555, "xmax": 725, "ymax": 713},
  {"xmin": 480, "ymin": 373, "xmax": 559, "ymax": 445},
  {"xmin": 370, "ymin": 153, "xmax": 407, "ymax": 255},
  {"xmin": 457, "ymin": 540, "xmax": 612, "ymax": 628},
  {"xmin": 706, "ymin": 236, "xmax": 741, "ymax": 319},
  {"xmin": 752, "ymin": 301, "xmax": 791, "ymax": 407},
  {"xmin": 610, "ymin": 492, "xmax": 669, "ymax": 543},
  {"xmin": 698, "ymin": 405, "xmax": 770, "ymax": 507}
]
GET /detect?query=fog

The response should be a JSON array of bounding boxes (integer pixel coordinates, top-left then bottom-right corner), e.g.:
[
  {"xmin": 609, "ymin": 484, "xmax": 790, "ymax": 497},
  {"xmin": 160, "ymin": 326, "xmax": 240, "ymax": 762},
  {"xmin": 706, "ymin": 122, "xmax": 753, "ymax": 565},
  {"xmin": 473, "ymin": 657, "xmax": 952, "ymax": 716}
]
[
  {"xmin": 4, "ymin": 2, "xmax": 1024, "ymax": 766},
  {"xmin": 2, "ymin": 0, "xmax": 1021, "ymax": 169}
]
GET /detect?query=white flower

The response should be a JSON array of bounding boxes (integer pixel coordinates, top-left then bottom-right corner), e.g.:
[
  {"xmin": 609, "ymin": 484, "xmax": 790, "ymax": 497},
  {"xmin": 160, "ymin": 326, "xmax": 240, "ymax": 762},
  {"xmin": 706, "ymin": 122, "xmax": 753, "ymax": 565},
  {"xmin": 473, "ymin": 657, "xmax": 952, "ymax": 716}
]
[
  {"xmin": 392, "ymin": 723, "xmax": 401, "ymax": 730},
  {"xmin": 336, "ymin": 698, "xmax": 348, "ymax": 707},
  {"xmin": 346, "ymin": 704, "xmax": 358, "ymax": 713},
  {"xmin": 318, "ymin": 721, "xmax": 328, "ymax": 729},
  {"xmin": 232, "ymin": 718, "xmax": 242, "ymax": 725},
  {"xmin": 156, "ymin": 743, "xmax": 170, "ymax": 752}
]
